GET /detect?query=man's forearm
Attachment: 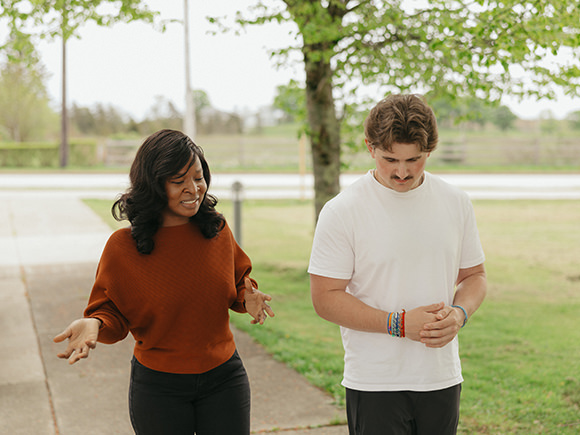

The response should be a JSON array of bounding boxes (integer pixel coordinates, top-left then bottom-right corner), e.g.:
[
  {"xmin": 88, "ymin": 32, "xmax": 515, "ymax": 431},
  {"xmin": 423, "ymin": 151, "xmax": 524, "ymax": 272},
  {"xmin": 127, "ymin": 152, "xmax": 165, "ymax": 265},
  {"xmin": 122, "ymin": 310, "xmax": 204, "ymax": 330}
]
[
  {"xmin": 453, "ymin": 270, "xmax": 487, "ymax": 321},
  {"xmin": 312, "ymin": 287, "xmax": 389, "ymax": 333}
]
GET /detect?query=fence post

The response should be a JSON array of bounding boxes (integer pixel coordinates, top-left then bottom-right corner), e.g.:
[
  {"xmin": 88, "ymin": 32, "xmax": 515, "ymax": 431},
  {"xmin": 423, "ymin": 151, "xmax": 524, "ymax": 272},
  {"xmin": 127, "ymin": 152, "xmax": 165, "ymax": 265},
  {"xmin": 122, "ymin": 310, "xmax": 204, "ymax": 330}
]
[
  {"xmin": 298, "ymin": 132, "xmax": 307, "ymax": 199},
  {"xmin": 232, "ymin": 181, "xmax": 243, "ymax": 247}
]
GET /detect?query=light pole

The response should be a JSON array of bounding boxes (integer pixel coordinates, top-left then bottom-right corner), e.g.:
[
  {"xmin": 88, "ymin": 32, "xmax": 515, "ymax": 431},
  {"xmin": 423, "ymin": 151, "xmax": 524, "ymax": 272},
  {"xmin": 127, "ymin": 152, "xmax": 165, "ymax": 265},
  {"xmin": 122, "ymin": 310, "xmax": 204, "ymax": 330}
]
[
  {"xmin": 183, "ymin": 0, "xmax": 196, "ymax": 139},
  {"xmin": 60, "ymin": 13, "xmax": 69, "ymax": 168},
  {"xmin": 232, "ymin": 181, "xmax": 244, "ymax": 247}
]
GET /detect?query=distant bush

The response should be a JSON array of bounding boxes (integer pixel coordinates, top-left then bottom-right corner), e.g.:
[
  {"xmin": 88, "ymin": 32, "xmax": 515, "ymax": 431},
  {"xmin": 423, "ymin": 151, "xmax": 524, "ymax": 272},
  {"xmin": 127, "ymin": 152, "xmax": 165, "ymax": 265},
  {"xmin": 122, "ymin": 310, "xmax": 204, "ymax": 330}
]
[
  {"xmin": 0, "ymin": 139, "xmax": 99, "ymax": 167},
  {"xmin": 568, "ymin": 110, "xmax": 580, "ymax": 131}
]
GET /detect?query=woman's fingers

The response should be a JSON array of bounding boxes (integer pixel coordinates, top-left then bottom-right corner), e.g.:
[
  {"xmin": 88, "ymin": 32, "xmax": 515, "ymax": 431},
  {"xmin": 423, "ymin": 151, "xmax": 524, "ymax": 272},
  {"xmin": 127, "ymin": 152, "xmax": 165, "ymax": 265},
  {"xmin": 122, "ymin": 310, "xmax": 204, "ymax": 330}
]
[
  {"xmin": 264, "ymin": 302, "xmax": 275, "ymax": 318},
  {"xmin": 53, "ymin": 328, "xmax": 71, "ymax": 343}
]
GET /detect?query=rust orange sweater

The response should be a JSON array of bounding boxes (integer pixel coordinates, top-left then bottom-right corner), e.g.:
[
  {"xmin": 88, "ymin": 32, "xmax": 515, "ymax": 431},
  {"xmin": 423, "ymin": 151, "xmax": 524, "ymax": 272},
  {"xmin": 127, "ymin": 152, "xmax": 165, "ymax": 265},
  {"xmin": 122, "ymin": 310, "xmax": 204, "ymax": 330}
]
[{"xmin": 84, "ymin": 221, "xmax": 254, "ymax": 374}]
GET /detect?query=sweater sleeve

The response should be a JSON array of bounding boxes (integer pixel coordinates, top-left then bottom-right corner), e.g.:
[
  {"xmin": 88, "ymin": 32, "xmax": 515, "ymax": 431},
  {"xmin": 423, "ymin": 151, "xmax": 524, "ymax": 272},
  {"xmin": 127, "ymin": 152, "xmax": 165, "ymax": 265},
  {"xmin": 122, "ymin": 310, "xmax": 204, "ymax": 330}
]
[
  {"xmin": 83, "ymin": 231, "xmax": 131, "ymax": 344},
  {"xmin": 84, "ymin": 284, "xmax": 130, "ymax": 344},
  {"xmin": 226, "ymin": 223, "xmax": 255, "ymax": 313}
]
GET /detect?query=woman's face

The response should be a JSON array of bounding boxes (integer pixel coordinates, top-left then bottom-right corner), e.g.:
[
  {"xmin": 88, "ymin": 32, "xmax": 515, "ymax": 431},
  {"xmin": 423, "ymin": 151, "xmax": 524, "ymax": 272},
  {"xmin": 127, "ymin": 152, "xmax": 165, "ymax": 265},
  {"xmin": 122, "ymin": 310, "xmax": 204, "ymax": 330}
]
[{"xmin": 161, "ymin": 156, "xmax": 207, "ymax": 227}]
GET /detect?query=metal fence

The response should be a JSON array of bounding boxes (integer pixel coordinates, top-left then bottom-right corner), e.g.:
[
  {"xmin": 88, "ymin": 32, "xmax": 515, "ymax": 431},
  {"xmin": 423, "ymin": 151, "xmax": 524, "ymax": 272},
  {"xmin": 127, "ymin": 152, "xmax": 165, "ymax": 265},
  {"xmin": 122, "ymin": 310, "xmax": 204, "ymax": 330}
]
[
  {"xmin": 432, "ymin": 138, "xmax": 580, "ymax": 166},
  {"xmin": 104, "ymin": 135, "xmax": 580, "ymax": 170}
]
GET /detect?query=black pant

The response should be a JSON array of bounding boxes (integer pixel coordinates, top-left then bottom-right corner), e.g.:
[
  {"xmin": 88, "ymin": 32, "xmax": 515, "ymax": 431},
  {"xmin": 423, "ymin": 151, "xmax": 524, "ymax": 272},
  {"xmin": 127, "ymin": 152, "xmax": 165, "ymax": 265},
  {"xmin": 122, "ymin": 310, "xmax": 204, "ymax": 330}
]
[
  {"xmin": 346, "ymin": 384, "xmax": 462, "ymax": 435},
  {"xmin": 129, "ymin": 350, "xmax": 251, "ymax": 435}
]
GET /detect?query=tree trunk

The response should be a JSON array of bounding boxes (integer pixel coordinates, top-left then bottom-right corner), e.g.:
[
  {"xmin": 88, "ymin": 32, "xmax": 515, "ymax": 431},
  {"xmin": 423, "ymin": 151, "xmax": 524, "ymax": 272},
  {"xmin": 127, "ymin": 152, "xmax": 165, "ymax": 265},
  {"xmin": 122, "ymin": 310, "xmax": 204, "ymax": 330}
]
[{"xmin": 303, "ymin": 53, "xmax": 341, "ymax": 221}]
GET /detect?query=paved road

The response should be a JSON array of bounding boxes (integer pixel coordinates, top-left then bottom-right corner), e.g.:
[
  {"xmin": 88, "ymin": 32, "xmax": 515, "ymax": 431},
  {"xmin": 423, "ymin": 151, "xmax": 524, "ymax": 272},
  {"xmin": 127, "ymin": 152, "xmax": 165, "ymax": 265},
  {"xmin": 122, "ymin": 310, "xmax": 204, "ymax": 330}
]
[{"xmin": 0, "ymin": 172, "xmax": 579, "ymax": 200}]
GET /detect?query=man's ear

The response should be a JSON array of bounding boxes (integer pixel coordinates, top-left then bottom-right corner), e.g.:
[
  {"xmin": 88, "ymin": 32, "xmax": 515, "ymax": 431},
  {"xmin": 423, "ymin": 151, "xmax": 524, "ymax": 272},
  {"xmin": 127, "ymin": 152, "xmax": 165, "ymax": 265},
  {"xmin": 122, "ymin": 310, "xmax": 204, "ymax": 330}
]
[{"xmin": 365, "ymin": 139, "xmax": 375, "ymax": 157}]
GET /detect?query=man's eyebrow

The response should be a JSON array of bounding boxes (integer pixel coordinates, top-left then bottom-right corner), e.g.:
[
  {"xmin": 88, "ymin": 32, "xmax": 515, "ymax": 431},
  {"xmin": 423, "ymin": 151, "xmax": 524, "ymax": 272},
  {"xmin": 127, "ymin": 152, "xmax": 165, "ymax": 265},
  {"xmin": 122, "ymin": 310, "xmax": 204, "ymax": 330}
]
[{"xmin": 382, "ymin": 155, "xmax": 421, "ymax": 161}]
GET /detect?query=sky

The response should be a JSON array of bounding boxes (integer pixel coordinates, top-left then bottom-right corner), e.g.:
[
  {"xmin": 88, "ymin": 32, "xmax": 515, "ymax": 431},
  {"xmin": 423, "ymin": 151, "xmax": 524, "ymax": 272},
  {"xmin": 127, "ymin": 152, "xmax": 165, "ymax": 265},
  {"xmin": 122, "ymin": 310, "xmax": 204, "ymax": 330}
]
[
  {"xmin": 8, "ymin": 0, "xmax": 580, "ymax": 121},
  {"xmin": 35, "ymin": 0, "xmax": 301, "ymax": 120}
]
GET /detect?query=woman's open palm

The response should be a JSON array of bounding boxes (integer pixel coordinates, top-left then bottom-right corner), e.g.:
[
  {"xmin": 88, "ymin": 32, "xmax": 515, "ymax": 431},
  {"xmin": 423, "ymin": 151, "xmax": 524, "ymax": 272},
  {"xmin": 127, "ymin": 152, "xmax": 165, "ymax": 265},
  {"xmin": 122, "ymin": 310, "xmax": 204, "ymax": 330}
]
[{"xmin": 53, "ymin": 318, "xmax": 100, "ymax": 364}]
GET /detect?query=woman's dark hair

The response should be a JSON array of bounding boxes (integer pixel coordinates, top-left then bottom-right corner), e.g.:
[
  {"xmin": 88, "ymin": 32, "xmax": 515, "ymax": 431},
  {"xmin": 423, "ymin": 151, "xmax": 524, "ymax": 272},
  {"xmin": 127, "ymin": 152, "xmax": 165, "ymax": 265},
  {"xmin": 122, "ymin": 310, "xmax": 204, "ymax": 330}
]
[{"xmin": 112, "ymin": 129, "xmax": 225, "ymax": 254}]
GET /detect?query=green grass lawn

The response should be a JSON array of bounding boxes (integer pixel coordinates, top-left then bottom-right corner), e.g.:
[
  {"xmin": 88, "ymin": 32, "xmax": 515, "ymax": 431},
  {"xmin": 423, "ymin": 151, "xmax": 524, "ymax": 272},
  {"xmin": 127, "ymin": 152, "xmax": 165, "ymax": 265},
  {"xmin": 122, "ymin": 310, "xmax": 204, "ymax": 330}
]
[{"xmin": 85, "ymin": 198, "xmax": 580, "ymax": 434}]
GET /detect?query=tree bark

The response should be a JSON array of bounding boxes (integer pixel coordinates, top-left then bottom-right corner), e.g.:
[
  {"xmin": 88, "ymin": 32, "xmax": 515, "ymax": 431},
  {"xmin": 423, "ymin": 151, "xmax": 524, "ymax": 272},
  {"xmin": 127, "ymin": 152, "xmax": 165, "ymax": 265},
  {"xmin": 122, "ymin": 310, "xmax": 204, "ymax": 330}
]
[{"xmin": 303, "ymin": 51, "xmax": 341, "ymax": 220}]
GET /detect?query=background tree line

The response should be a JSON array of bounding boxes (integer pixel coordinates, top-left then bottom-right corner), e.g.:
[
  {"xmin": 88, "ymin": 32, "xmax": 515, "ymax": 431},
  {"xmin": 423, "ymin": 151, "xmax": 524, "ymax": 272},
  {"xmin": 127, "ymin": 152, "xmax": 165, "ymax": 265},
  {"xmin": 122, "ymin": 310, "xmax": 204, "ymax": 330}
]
[
  {"xmin": 3, "ymin": 47, "xmax": 579, "ymax": 144},
  {"xmin": 67, "ymin": 93, "xmax": 242, "ymax": 138},
  {"xmin": 0, "ymin": 46, "xmax": 244, "ymax": 141}
]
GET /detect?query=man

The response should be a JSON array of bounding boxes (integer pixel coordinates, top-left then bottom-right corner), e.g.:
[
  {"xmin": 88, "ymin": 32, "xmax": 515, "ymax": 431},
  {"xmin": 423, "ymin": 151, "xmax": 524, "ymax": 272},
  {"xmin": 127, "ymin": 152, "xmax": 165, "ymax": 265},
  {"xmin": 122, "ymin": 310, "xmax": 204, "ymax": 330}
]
[{"xmin": 308, "ymin": 94, "xmax": 487, "ymax": 434}]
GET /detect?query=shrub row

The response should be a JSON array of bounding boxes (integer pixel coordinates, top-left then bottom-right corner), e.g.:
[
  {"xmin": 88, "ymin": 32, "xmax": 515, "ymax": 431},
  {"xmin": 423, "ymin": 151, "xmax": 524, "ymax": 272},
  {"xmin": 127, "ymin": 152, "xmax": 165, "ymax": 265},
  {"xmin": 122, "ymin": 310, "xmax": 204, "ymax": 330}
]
[{"xmin": 0, "ymin": 140, "xmax": 99, "ymax": 167}]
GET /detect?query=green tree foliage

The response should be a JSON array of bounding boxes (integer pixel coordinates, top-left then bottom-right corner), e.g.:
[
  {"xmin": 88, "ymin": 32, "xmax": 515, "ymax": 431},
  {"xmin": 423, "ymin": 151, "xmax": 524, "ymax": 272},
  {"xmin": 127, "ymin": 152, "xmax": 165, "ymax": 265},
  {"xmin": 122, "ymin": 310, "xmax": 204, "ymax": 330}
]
[
  {"xmin": 492, "ymin": 105, "xmax": 518, "ymax": 131},
  {"xmin": 70, "ymin": 102, "xmax": 130, "ymax": 137},
  {"xmin": 69, "ymin": 104, "xmax": 97, "ymax": 135},
  {"xmin": 70, "ymin": 96, "xmax": 182, "ymax": 137},
  {"xmin": 193, "ymin": 89, "xmax": 211, "ymax": 115},
  {"xmin": 539, "ymin": 109, "xmax": 559, "ymax": 135},
  {"xmin": 0, "ymin": 1, "xmax": 158, "ymax": 50},
  {"xmin": 568, "ymin": 110, "xmax": 580, "ymax": 131},
  {"xmin": 138, "ymin": 95, "xmax": 182, "ymax": 134},
  {"xmin": 68, "ymin": 92, "xmax": 241, "ymax": 138},
  {"xmin": 273, "ymin": 79, "xmax": 306, "ymax": 123},
  {"xmin": 191, "ymin": 89, "xmax": 241, "ymax": 135},
  {"xmin": 230, "ymin": 0, "xmax": 580, "ymax": 218},
  {"xmin": 430, "ymin": 96, "xmax": 490, "ymax": 127},
  {"xmin": 0, "ymin": 43, "xmax": 57, "ymax": 141},
  {"xmin": 431, "ymin": 96, "xmax": 517, "ymax": 131}
]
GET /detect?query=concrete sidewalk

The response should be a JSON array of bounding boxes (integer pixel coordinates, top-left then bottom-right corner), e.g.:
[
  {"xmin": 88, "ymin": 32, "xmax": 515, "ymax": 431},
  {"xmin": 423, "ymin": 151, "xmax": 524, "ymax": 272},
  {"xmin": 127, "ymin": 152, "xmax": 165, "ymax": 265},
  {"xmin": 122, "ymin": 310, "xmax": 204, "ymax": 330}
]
[{"xmin": 0, "ymin": 196, "xmax": 347, "ymax": 434}]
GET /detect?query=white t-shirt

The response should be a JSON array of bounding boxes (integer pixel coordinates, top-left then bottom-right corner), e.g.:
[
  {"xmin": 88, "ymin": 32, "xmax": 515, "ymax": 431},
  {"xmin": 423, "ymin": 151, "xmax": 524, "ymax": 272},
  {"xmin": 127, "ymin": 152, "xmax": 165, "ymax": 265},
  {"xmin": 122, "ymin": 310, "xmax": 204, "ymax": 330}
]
[{"xmin": 308, "ymin": 171, "xmax": 485, "ymax": 392}]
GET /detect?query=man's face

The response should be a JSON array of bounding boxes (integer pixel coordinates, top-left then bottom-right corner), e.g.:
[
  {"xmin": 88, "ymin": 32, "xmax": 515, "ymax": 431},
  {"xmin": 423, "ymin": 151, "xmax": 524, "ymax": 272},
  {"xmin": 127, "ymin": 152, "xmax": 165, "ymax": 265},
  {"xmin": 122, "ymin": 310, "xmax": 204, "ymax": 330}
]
[{"xmin": 366, "ymin": 140, "xmax": 430, "ymax": 193}]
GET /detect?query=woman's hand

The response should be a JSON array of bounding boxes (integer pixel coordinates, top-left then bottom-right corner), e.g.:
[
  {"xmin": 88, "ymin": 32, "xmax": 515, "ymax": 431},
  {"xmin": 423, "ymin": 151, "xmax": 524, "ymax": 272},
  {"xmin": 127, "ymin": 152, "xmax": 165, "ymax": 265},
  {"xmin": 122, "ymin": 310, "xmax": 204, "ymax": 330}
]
[
  {"xmin": 53, "ymin": 318, "xmax": 101, "ymax": 364},
  {"xmin": 244, "ymin": 277, "xmax": 275, "ymax": 325}
]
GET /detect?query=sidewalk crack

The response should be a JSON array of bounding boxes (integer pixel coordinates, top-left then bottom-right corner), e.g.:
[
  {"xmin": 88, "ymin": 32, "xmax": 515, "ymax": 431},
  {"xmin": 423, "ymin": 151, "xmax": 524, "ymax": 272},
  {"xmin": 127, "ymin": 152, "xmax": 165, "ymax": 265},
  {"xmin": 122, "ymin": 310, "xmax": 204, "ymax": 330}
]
[{"xmin": 22, "ymin": 265, "xmax": 60, "ymax": 435}]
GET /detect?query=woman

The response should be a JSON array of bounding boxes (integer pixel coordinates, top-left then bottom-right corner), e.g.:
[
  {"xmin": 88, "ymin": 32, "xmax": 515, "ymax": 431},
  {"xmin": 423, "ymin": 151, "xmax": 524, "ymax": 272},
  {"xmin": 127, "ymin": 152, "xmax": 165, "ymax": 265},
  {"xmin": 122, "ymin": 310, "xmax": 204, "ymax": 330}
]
[{"xmin": 53, "ymin": 129, "xmax": 274, "ymax": 434}]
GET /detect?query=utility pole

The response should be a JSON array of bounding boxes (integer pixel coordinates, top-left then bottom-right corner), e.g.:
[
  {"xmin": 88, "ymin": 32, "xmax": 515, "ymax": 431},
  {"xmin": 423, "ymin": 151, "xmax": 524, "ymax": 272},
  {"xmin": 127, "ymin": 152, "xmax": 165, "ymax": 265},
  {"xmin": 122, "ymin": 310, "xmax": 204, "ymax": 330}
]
[
  {"xmin": 183, "ymin": 0, "xmax": 196, "ymax": 139},
  {"xmin": 60, "ymin": 19, "xmax": 69, "ymax": 168}
]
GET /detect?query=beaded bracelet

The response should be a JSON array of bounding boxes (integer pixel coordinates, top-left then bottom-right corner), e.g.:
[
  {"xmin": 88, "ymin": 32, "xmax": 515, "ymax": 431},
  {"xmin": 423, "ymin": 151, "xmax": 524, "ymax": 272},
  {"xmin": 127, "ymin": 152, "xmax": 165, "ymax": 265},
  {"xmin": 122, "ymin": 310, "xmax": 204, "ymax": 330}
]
[
  {"xmin": 386, "ymin": 310, "xmax": 406, "ymax": 338},
  {"xmin": 451, "ymin": 304, "xmax": 468, "ymax": 328}
]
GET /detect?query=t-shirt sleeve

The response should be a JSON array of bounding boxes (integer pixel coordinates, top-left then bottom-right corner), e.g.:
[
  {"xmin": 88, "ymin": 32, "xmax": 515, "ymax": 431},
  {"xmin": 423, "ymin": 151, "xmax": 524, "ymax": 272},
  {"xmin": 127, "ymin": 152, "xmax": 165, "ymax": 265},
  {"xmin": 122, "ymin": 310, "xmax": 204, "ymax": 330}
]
[
  {"xmin": 459, "ymin": 198, "xmax": 486, "ymax": 269},
  {"xmin": 308, "ymin": 202, "xmax": 354, "ymax": 280}
]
